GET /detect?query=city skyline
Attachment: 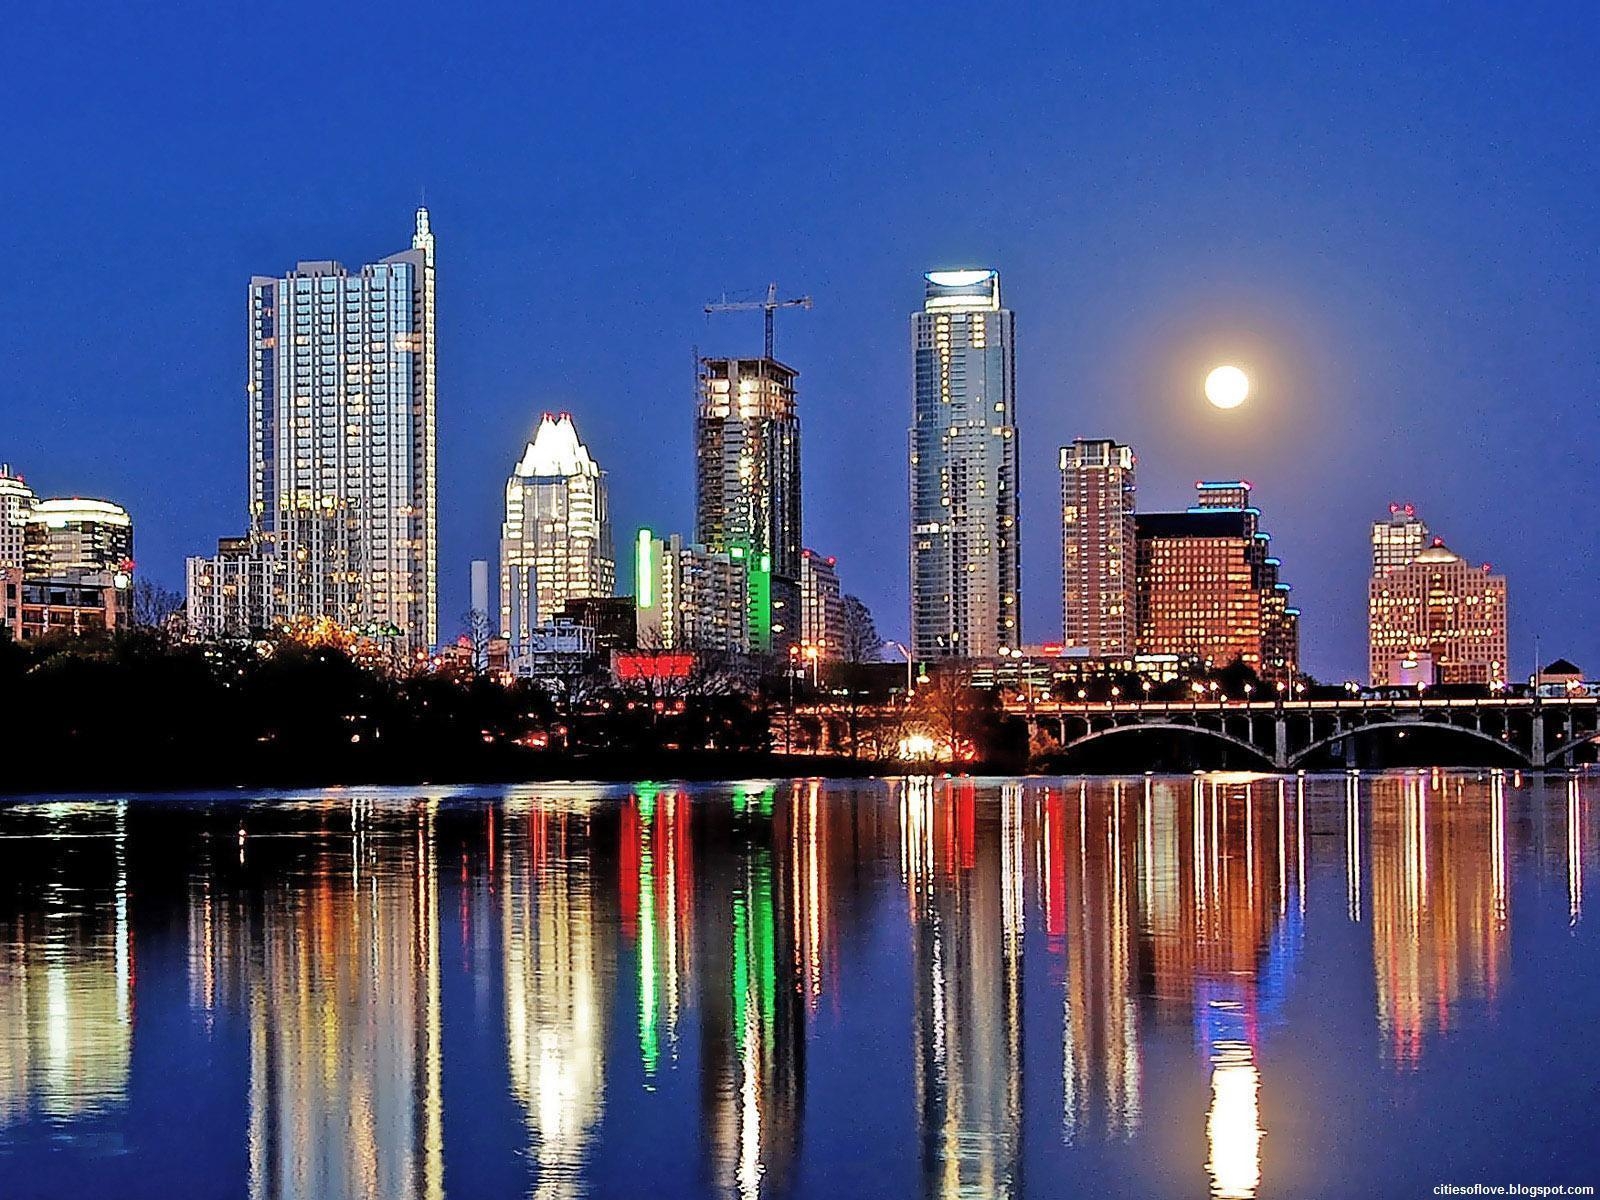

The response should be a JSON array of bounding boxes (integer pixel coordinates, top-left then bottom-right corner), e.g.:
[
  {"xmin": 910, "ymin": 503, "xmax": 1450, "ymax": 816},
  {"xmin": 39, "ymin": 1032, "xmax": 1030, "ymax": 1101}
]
[{"xmin": 6, "ymin": 6, "xmax": 1599, "ymax": 681}]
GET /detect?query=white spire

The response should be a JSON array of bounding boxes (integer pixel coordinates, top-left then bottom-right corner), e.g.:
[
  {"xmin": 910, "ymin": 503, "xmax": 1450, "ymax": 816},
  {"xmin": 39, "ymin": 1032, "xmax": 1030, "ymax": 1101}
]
[{"xmin": 412, "ymin": 206, "xmax": 433, "ymax": 256}]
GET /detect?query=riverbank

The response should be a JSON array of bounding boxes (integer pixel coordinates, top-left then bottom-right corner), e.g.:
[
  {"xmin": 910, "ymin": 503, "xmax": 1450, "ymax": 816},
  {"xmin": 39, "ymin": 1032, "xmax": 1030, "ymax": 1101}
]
[{"xmin": 0, "ymin": 747, "xmax": 962, "ymax": 796}]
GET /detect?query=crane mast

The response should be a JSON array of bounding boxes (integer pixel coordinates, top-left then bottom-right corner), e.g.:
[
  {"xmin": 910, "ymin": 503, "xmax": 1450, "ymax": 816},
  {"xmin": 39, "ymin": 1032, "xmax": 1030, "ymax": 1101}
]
[{"xmin": 703, "ymin": 282, "xmax": 813, "ymax": 358}]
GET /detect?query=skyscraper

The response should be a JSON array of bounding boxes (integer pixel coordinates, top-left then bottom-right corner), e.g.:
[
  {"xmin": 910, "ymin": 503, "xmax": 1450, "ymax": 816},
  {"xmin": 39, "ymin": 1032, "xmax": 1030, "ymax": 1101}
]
[
  {"xmin": 1368, "ymin": 538, "xmax": 1507, "ymax": 685},
  {"xmin": 24, "ymin": 498, "xmax": 133, "ymax": 577},
  {"xmin": 910, "ymin": 269, "xmax": 1020, "ymax": 660},
  {"xmin": 1134, "ymin": 482, "xmax": 1299, "ymax": 679},
  {"xmin": 187, "ymin": 209, "xmax": 438, "ymax": 648},
  {"xmin": 1371, "ymin": 503, "xmax": 1429, "ymax": 576},
  {"xmin": 0, "ymin": 466, "xmax": 36, "ymax": 572},
  {"xmin": 1060, "ymin": 439, "xmax": 1136, "ymax": 657},
  {"xmin": 695, "ymin": 356, "xmax": 801, "ymax": 654},
  {"xmin": 499, "ymin": 413, "xmax": 614, "ymax": 649}
]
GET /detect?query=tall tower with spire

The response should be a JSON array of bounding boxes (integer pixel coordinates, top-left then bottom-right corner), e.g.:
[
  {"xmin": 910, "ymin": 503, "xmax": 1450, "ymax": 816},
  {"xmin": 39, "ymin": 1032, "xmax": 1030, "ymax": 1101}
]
[{"xmin": 186, "ymin": 209, "xmax": 441, "ymax": 649}]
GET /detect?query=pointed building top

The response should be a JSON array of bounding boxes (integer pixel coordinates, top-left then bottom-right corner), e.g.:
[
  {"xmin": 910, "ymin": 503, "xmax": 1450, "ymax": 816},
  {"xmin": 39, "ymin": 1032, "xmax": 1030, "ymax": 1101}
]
[
  {"xmin": 513, "ymin": 413, "xmax": 599, "ymax": 480},
  {"xmin": 412, "ymin": 206, "xmax": 433, "ymax": 254}
]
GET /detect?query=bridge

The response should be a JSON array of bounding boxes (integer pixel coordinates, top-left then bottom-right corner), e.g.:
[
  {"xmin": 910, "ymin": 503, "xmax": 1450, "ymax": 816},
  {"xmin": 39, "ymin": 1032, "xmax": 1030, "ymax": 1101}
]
[{"xmin": 1009, "ymin": 694, "xmax": 1600, "ymax": 770}]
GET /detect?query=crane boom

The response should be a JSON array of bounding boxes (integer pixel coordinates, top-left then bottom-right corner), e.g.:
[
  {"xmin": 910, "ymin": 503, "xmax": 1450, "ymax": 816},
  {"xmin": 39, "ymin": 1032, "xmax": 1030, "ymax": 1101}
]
[{"xmin": 703, "ymin": 282, "xmax": 813, "ymax": 358}]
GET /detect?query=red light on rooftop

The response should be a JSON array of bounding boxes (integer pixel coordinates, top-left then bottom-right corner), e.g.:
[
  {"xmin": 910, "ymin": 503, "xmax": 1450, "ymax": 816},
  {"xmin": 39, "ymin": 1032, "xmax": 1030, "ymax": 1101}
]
[
  {"xmin": 1432, "ymin": 537, "xmax": 1444, "ymax": 547},
  {"xmin": 826, "ymin": 556, "xmax": 836, "ymax": 566}
]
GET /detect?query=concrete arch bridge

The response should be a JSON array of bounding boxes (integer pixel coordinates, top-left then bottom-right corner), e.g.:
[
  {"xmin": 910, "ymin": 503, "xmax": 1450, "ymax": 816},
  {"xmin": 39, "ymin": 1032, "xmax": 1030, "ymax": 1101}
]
[{"xmin": 1012, "ymin": 695, "xmax": 1600, "ymax": 770}]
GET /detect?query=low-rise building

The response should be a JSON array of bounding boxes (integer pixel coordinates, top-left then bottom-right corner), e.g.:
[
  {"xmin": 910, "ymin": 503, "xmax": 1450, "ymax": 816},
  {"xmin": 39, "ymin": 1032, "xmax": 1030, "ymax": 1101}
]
[{"xmin": 3, "ymin": 568, "xmax": 131, "ymax": 640}]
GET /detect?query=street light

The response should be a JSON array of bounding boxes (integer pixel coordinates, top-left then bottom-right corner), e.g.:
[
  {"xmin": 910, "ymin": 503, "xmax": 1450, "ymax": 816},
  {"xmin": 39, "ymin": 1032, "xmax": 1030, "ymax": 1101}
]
[{"xmin": 888, "ymin": 641, "xmax": 915, "ymax": 699}]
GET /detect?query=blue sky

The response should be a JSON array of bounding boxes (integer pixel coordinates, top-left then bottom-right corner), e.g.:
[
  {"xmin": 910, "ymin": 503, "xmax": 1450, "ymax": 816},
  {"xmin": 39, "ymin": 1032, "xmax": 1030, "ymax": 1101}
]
[{"xmin": 3, "ymin": 2, "xmax": 1597, "ymax": 679}]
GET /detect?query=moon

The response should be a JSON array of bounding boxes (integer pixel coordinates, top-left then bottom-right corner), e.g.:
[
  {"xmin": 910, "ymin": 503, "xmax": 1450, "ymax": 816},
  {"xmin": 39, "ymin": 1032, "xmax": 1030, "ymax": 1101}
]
[{"xmin": 1204, "ymin": 365, "xmax": 1250, "ymax": 410}]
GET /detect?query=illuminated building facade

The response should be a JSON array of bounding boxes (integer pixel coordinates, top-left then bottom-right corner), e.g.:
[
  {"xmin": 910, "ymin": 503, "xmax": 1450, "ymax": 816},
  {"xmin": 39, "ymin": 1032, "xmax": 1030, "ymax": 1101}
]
[
  {"xmin": 1134, "ymin": 481, "xmax": 1300, "ymax": 679},
  {"xmin": 695, "ymin": 356, "xmax": 801, "ymax": 655},
  {"xmin": 1368, "ymin": 539, "xmax": 1507, "ymax": 685},
  {"xmin": 2, "ymin": 567, "xmax": 132, "ymax": 640},
  {"xmin": 1060, "ymin": 438, "xmax": 1137, "ymax": 657},
  {"xmin": 910, "ymin": 269, "xmax": 1021, "ymax": 661},
  {"xmin": 1372, "ymin": 502, "xmax": 1429, "ymax": 576},
  {"xmin": 0, "ymin": 465, "xmax": 35, "ymax": 571},
  {"xmin": 499, "ymin": 412, "xmax": 614, "ymax": 649},
  {"xmin": 633, "ymin": 529, "xmax": 750, "ymax": 653},
  {"xmin": 186, "ymin": 208, "xmax": 438, "ymax": 650},
  {"xmin": 798, "ymin": 548, "xmax": 844, "ymax": 660},
  {"xmin": 23, "ymin": 498, "xmax": 132, "ymax": 577}
]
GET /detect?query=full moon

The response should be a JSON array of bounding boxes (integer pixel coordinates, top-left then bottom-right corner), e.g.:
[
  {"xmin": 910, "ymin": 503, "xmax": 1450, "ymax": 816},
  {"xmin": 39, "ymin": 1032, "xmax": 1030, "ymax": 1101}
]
[{"xmin": 1204, "ymin": 364, "xmax": 1250, "ymax": 410}]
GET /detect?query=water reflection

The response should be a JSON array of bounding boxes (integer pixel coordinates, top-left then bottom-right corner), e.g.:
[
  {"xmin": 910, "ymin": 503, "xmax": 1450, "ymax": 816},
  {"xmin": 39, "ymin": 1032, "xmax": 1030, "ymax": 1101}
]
[
  {"xmin": 0, "ymin": 775, "xmax": 1595, "ymax": 1199},
  {"xmin": 1369, "ymin": 775, "xmax": 1507, "ymax": 1068},
  {"xmin": 502, "ymin": 797, "xmax": 613, "ymax": 1200},
  {"xmin": 190, "ymin": 798, "xmax": 445, "ymax": 1200},
  {"xmin": 905, "ymin": 776, "xmax": 1024, "ymax": 1199},
  {"xmin": 0, "ymin": 802, "xmax": 132, "ymax": 1128},
  {"xmin": 698, "ymin": 785, "xmax": 805, "ymax": 1200}
]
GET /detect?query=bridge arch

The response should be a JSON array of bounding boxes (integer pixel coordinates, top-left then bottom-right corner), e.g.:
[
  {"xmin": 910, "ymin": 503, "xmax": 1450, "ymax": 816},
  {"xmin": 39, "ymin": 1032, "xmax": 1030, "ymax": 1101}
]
[
  {"xmin": 1054, "ymin": 722, "xmax": 1278, "ymax": 769},
  {"xmin": 1288, "ymin": 720, "xmax": 1531, "ymax": 769},
  {"xmin": 1543, "ymin": 731, "xmax": 1600, "ymax": 768}
]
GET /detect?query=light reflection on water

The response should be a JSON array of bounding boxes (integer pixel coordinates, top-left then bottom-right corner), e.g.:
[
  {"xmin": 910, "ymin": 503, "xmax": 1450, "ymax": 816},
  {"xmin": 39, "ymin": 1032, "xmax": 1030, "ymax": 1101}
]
[{"xmin": 0, "ymin": 772, "xmax": 1594, "ymax": 1199}]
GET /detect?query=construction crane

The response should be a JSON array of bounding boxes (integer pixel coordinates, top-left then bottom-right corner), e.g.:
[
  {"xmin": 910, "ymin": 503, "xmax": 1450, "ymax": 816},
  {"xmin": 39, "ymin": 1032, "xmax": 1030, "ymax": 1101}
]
[{"xmin": 703, "ymin": 282, "xmax": 813, "ymax": 359}]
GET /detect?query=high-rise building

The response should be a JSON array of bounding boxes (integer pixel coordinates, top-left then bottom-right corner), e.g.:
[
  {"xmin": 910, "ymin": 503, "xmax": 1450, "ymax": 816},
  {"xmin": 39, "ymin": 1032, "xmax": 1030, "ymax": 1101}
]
[
  {"xmin": 499, "ymin": 413, "xmax": 614, "ymax": 649},
  {"xmin": 1368, "ymin": 538, "xmax": 1507, "ymax": 685},
  {"xmin": 24, "ymin": 498, "xmax": 133, "ymax": 577},
  {"xmin": 909, "ymin": 269, "xmax": 1020, "ymax": 660},
  {"xmin": 1134, "ymin": 482, "xmax": 1299, "ymax": 679},
  {"xmin": 1060, "ymin": 439, "xmax": 1136, "ymax": 657},
  {"xmin": 798, "ymin": 548, "xmax": 844, "ymax": 660},
  {"xmin": 633, "ymin": 530, "xmax": 750, "ymax": 654},
  {"xmin": 0, "ymin": 466, "xmax": 37, "ymax": 571},
  {"xmin": 695, "ymin": 356, "xmax": 801, "ymax": 655},
  {"xmin": 186, "ymin": 208, "xmax": 438, "ymax": 649},
  {"xmin": 1372, "ymin": 503, "xmax": 1429, "ymax": 577}
]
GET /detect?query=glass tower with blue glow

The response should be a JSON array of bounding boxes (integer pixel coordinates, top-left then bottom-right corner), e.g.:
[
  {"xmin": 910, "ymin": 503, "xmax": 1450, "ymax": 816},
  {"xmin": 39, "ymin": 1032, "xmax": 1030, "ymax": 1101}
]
[{"xmin": 909, "ymin": 270, "xmax": 1021, "ymax": 660}]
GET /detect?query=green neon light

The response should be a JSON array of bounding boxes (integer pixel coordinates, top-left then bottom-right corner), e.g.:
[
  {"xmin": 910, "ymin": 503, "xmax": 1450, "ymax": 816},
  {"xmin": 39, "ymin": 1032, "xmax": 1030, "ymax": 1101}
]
[
  {"xmin": 746, "ymin": 553, "xmax": 772, "ymax": 653},
  {"xmin": 636, "ymin": 530, "xmax": 653, "ymax": 609}
]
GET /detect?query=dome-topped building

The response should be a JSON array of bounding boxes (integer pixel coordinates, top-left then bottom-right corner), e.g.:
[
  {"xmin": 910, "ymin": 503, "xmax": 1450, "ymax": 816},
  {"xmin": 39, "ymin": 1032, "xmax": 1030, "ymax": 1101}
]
[{"xmin": 1369, "ymin": 527, "xmax": 1507, "ymax": 686}]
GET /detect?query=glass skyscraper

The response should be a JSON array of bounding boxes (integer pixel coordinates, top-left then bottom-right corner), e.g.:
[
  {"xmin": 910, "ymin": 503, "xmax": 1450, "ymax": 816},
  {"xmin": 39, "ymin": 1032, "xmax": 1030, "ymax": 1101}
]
[
  {"xmin": 499, "ymin": 412, "xmax": 614, "ymax": 647},
  {"xmin": 188, "ymin": 209, "xmax": 438, "ymax": 648},
  {"xmin": 909, "ymin": 270, "xmax": 1020, "ymax": 660}
]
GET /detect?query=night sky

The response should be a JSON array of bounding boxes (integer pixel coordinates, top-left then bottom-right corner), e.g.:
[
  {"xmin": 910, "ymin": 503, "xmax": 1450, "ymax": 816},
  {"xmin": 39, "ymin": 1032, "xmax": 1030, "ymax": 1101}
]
[{"xmin": 3, "ymin": 3, "xmax": 1597, "ymax": 681}]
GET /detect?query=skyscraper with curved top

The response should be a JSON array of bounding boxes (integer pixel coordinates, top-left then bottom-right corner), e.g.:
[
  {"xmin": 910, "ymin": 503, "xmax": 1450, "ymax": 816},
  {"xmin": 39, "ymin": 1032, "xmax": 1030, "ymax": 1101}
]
[
  {"xmin": 499, "ymin": 412, "xmax": 614, "ymax": 647},
  {"xmin": 910, "ymin": 269, "xmax": 1021, "ymax": 660}
]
